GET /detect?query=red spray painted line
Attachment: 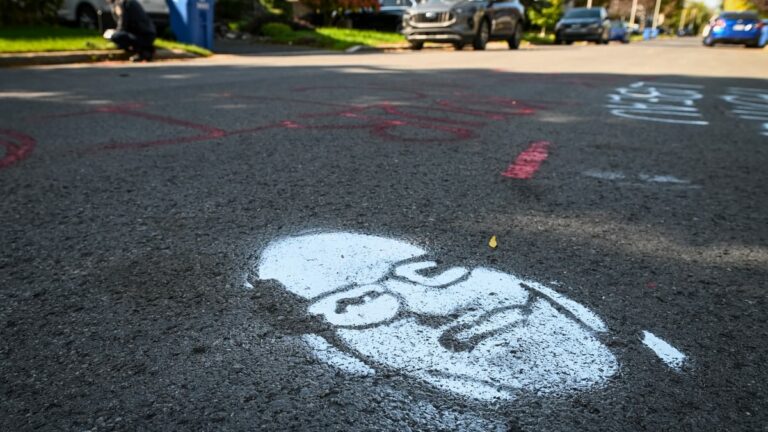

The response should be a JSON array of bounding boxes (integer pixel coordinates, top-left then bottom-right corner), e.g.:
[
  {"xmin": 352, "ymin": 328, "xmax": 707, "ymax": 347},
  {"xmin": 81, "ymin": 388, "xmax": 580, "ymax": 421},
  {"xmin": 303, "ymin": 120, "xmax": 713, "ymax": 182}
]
[
  {"xmin": 115, "ymin": 109, "xmax": 227, "ymax": 135},
  {"xmin": 0, "ymin": 129, "xmax": 36, "ymax": 170},
  {"xmin": 501, "ymin": 141, "xmax": 551, "ymax": 179}
]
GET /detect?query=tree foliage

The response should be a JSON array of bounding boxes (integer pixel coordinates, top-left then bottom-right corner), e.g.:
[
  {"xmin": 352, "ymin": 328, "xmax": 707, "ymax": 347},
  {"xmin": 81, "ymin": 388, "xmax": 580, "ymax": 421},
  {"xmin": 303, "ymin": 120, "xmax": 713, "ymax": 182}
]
[
  {"xmin": 302, "ymin": 0, "xmax": 379, "ymax": 18},
  {"xmin": 527, "ymin": 0, "xmax": 563, "ymax": 32},
  {"xmin": 664, "ymin": 1, "xmax": 713, "ymax": 34},
  {"xmin": 1, "ymin": 0, "xmax": 62, "ymax": 25}
]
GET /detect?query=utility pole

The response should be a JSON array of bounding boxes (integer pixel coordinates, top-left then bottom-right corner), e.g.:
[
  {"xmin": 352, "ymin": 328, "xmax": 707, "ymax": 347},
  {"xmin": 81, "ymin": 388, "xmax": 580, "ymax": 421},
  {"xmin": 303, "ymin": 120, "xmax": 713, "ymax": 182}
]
[
  {"xmin": 629, "ymin": 0, "xmax": 639, "ymax": 30},
  {"xmin": 689, "ymin": 8, "xmax": 698, "ymax": 33},
  {"xmin": 652, "ymin": 0, "xmax": 663, "ymax": 34},
  {"xmin": 587, "ymin": 0, "xmax": 593, "ymax": 8},
  {"xmin": 679, "ymin": 8, "xmax": 688, "ymax": 33}
]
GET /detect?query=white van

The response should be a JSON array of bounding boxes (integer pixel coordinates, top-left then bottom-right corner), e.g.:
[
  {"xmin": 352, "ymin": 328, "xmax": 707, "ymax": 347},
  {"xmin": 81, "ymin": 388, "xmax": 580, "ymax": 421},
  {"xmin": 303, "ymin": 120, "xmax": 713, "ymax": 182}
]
[{"xmin": 58, "ymin": 0, "xmax": 169, "ymax": 31}]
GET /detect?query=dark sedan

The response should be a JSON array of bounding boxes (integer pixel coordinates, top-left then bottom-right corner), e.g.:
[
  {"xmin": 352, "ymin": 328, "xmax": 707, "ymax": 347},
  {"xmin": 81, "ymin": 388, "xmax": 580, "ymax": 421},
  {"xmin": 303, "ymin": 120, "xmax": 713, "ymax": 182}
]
[
  {"xmin": 347, "ymin": 0, "xmax": 416, "ymax": 32},
  {"xmin": 555, "ymin": 7, "xmax": 611, "ymax": 44}
]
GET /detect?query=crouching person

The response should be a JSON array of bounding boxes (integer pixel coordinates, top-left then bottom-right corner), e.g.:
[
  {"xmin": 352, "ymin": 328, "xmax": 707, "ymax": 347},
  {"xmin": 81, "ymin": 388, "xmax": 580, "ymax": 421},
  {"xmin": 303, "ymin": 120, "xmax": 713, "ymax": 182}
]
[{"xmin": 103, "ymin": 0, "xmax": 156, "ymax": 62}]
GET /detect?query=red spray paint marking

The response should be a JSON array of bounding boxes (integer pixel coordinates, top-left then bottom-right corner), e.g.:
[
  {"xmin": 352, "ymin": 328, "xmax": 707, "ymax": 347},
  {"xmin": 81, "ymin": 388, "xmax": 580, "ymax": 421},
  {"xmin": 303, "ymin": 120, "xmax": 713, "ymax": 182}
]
[
  {"xmin": 292, "ymin": 85, "xmax": 430, "ymax": 101},
  {"xmin": 501, "ymin": 141, "xmax": 551, "ymax": 179},
  {"xmin": 32, "ymin": 103, "xmax": 227, "ymax": 152},
  {"xmin": 97, "ymin": 106, "xmax": 227, "ymax": 151},
  {"xmin": 0, "ymin": 129, "xmax": 36, "ymax": 170},
  {"xmin": 290, "ymin": 103, "xmax": 476, "ymax": 142},
  {"xmin": 15, "ymin": 85, "xmax": 548, "ymax": 165}
]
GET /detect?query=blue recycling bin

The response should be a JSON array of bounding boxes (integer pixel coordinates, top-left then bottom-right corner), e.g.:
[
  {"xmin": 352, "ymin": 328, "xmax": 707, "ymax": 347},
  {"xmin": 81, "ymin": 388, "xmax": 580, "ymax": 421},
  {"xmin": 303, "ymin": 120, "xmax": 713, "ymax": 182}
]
[
  {"xmin": 167, "ymin": 0, "xmax": 214, "ymax": 50},
  {"xmin": 643, "ymin": 28, "xmax": 659, "ymax": 40}
]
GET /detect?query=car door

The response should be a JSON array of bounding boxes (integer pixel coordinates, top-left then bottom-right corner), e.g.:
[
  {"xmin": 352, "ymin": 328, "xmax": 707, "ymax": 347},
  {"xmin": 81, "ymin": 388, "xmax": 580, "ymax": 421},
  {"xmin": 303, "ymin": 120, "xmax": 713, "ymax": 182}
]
[
  {"xmin": 600, "ymin": 8, "xmax": 610, "ymax": 38},
  {"xmin": 487, "ymin": 0, "xmax": 516, "ymax": 36},
  {"xmin": 139, "ymin": 0, "xmax": 168, "ymax": 15}
]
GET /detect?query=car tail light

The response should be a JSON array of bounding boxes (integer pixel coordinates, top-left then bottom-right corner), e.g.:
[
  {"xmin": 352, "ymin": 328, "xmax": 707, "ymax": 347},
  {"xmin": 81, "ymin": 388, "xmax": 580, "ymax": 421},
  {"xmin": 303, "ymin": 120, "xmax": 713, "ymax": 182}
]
[{"xmin": 713, "ymin": 19, "xmax": 726, "ymax": 28}]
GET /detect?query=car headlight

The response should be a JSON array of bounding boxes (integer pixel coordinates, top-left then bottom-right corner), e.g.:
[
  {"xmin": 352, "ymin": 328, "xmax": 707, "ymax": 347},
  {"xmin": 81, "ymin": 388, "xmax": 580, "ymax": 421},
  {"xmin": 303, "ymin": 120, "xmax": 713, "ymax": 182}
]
[{"xmin": 589, "ymin": 23, "xmax": 600, "ymax": 28}]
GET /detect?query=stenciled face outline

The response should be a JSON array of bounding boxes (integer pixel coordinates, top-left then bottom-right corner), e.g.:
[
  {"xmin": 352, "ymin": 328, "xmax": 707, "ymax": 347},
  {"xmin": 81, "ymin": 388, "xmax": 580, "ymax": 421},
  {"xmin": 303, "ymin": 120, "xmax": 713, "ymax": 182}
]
[{"xmin": 257, "ymin": 231, "xmax": 619, "ymax": 401}]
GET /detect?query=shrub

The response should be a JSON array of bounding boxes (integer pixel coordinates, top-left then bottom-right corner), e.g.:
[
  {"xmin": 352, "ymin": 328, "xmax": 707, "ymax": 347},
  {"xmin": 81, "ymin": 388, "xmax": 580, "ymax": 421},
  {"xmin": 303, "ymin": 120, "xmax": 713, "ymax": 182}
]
[
  {"xmin": 301, "ymin": 0, "xmax": 379, "ymax": 24},
  {"xmin": 261, "ymin": 22, "xmax": 293, "ymax": 37},
  {"xmin": 1, "ymin": 0, "xmax": 63, "ymax": 25}
]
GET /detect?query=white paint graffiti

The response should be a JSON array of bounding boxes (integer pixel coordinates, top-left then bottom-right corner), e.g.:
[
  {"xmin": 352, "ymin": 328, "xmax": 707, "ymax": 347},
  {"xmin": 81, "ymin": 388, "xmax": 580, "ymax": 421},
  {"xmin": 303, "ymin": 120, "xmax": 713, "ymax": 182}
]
[
  {"xmin": 642, "ymin": 331, "xmax": 686, "ymax": 370},
  {"xmin": 302, "ymin": 334, "xmax": 375, "ymax": 376},
  {"xmin": 582, "ymin": 170, "xmax": 697, "ymax": 187},
  {"xmin": 257, "ymin": 231, "xmax": 620, "ymax": 401},
  {"xmin": 721, "ymin": 87, "xmax": 768, "ymax": 137},
  {"xmin": 606, "ymin": 81, "xmax": 708, "ymax": 125}
]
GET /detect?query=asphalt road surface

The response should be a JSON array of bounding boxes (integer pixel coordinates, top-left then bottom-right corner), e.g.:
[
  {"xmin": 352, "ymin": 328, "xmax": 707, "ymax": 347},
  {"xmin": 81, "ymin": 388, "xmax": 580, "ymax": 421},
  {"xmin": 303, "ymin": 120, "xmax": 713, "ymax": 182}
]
[{"xmin": 2, "ymin": 38, "xmax": 767, "ymax": 431}]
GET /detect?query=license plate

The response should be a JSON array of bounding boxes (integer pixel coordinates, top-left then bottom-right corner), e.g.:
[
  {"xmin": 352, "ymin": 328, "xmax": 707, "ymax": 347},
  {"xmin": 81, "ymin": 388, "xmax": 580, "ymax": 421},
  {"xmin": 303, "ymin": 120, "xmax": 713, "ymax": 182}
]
[{"xmin": 733, "ymin": 24, "xmax": 745, "ymax": 30}]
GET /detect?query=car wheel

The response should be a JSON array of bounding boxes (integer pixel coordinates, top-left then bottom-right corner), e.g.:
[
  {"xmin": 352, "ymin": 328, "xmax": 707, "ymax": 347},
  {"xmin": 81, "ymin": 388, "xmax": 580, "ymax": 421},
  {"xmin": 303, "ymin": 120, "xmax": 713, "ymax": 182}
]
[
  {"xmin": 565, "ymin": 40, "xmax": 574, "ymax": 45},
  {"xmin": 703, "ymin": 37, "xmax": 714, "ymax": 47},
  {"xmin": 507, "ymin": 22, "xmax": 523, "ymax": 50},
  {"xmin": 453, "ymin": 42, "xmax": 465, "ymax": 50},
  {"xmin": 745, "ymin": 38, "xmax": 761, "ymax": 48},
  {"xmin": 76, "ymin": 4, "xmax": 99, "ymax": 30},
  {"xmin": 409, "ymin": 41, "xmax": 424, "ymax": 50},
  {"xmin": 473, "ymin": 19, "xmax": 490, "ymax": 50}
]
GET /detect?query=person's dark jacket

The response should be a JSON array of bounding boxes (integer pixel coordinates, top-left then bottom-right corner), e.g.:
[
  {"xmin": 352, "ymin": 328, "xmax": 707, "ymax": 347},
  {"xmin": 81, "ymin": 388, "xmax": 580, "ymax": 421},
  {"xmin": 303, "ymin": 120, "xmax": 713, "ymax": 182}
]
[{"xmin": 113, "ymin": 0, "xmax": 156, "ymax": 41}]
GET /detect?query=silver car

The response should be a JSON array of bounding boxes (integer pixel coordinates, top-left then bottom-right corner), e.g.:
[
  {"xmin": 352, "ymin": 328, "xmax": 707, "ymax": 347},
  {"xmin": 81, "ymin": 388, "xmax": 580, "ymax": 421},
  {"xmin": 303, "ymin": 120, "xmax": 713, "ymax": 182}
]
[
  {"xmin": 58, "ymin": 0, "xmax": 168, "ymax": 30},
  {"xmin": 401, "ymin": 0, "xmax": 526, "ymax": 50}
]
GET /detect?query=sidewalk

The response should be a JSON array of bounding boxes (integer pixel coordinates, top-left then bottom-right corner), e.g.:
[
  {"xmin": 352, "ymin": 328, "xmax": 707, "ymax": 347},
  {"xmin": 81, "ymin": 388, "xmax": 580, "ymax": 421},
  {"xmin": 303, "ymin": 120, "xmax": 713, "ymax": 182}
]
[{"xmin": 0, "ymin": 48, "xmax": 199, "ymax": 68}]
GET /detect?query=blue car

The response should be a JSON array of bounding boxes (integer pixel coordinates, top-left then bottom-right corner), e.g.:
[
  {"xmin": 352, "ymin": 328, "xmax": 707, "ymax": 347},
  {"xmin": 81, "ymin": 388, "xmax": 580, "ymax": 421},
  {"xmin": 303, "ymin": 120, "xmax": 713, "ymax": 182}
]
[
  {"xmin": 608, "ymin": 20, "xmax": 630, "ymax": 43},
  {"xmin": 703, "ymin": 11, "xmax": 766, "ymax": 48}
]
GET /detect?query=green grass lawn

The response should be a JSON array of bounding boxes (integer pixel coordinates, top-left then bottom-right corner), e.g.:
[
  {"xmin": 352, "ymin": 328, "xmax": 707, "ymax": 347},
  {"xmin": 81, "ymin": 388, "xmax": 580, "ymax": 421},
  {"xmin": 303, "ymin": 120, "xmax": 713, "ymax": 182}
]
[
  {"xmin": 523, "ymin": 32, "xmax": 555, "ymax": 45},
  {"xmin": 0, "ymin": 26, "xmax": 211, "ymax": 56},
  {"xmin": 261, "ymin": 24, "xmax": 406, "ymax": 50},
  {"xmin": 262, "ymin": 24, "xmax": 559, "ymax": 49},
  {"xmin": 315, "ymin": 27, "xmax": 406, "ymax": 48}
]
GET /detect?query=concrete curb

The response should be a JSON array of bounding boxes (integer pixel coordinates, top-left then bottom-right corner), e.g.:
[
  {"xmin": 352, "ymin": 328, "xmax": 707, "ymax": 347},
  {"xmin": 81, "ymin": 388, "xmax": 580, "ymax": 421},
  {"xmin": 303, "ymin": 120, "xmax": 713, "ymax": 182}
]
[
  {"xmin": 346, "ymin": 41, "xmax": 552, "ymax": 53},
  {"xmin": 0, "ymin": 48, "xmax": 200, "ymax": 68}
]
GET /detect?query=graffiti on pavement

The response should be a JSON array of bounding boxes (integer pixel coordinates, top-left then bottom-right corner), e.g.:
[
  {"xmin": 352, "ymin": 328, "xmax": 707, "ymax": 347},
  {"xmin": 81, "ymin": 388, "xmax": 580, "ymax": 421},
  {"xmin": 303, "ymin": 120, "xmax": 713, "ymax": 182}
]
[{"xmin": 256, "ymin": 231, "xmax": 688, "ymax": 401}]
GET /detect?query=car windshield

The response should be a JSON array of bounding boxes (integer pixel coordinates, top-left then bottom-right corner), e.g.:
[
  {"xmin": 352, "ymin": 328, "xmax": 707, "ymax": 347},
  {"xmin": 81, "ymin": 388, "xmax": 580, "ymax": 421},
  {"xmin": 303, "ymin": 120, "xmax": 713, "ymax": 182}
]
[
  {"xmin": 565, "ymin": 8, "xmax": 601, "ymax": 19},
  {"xmin": 720, "ymin": 12, "xmax": 758, "ymax": 20},
  {"xmin": 611, "ymin": 20, "xmax": 624, "ymax": 28},
  {"xmin": 380, "ymin": 0, "xmax": 412, "ymax": 6},
  {"xmin": 420, "ymin": 0, "xmax": 466, "ymax": 4}
]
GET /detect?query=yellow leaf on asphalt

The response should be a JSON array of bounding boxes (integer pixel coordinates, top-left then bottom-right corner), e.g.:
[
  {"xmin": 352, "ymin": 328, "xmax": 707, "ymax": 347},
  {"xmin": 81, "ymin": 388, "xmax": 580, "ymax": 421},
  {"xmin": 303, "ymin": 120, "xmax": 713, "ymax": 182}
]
[{"xmin": 489, "ymin": 235, "xmax": 498, "ymax": 249}]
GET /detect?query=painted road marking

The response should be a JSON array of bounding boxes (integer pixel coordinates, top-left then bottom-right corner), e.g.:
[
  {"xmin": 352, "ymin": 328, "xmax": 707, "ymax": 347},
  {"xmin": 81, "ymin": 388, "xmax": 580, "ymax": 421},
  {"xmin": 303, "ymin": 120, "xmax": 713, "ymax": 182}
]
[
  {"xmin": 501, "ymin": 141, "xmax": 551, "ymax": 179},
  {"xmin": 721, "ymin": 87, "xmax": 768, "ymax": 137},
  {"xmin": 0, "ymin": 129, "xmax": 36, "ymax": 170},
  {"xmin": 606, "ymin": 81, "xmax": 708, "ymax": 125},
  {"xmin": 642, "ymin": 331, "xmax": 686, "ymax": 370},
  {"xmin": 582, "ymin": 170, "xmax": 698, "ymax": 188},
  {"xmin": 257, "ymin": 231, "xmax": 619, "ymax": 401},
  {"xmin": 16, "ymin": 88, "xmax": 540, "ymax": 167}
]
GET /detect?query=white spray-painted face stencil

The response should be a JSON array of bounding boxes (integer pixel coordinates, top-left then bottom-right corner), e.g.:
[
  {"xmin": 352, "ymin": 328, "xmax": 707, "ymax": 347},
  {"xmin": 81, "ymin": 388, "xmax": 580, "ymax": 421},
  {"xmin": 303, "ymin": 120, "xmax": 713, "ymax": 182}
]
[
  {"xmin": 256, "ymin": 231, "xmax": 620, "ymax": 401},
  {"xmin": 308, "ymin": 284, "xmax": 400, "ymax": 327}
]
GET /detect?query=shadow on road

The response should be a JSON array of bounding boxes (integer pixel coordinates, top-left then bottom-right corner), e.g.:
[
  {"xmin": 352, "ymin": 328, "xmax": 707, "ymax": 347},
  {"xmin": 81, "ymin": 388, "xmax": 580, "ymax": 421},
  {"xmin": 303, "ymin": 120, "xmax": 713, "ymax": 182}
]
[{"xmin": 1, "ymin": 64, "xmax": 767, "ymax": 431}]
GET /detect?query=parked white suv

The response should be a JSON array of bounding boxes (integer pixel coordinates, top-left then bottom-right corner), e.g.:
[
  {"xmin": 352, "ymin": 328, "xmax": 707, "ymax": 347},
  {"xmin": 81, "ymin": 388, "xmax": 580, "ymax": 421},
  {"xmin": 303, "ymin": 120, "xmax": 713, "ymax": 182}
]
[{"xmin": 58, "ymin": 0, "xmax": 168, "ymax": 30}]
